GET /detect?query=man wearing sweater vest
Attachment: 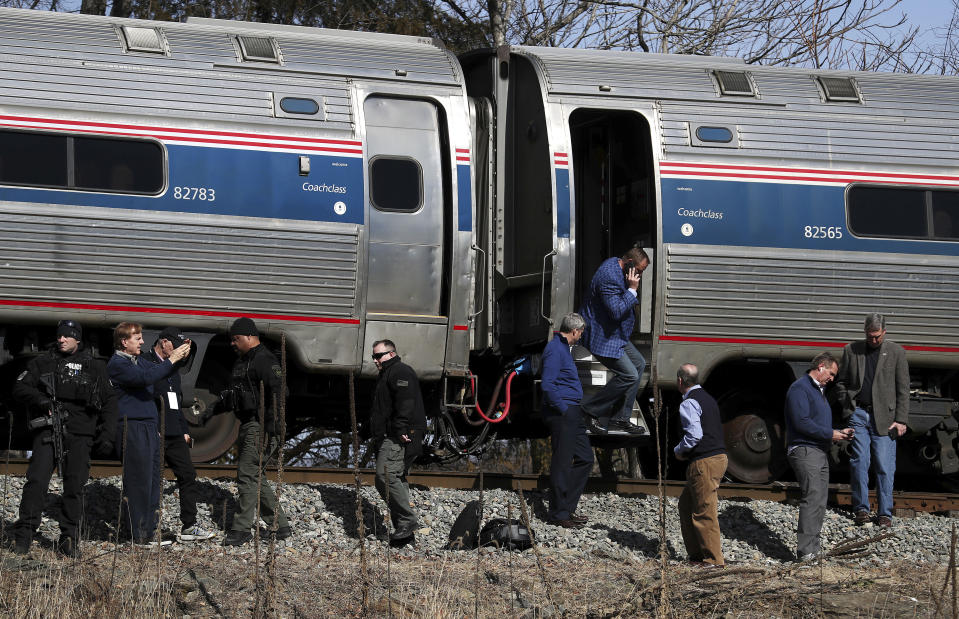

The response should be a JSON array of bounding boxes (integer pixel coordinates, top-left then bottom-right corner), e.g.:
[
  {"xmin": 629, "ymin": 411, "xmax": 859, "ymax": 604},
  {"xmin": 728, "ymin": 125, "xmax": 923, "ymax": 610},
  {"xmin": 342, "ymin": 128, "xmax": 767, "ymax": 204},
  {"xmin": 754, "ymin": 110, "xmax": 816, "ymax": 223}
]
[
  {"xmin": 785, "ymin": 352, "xmax": 854, "ymax": 562},
  {"xmin": 674, "ymin": 364, "xmax": 727, "ymax": 567}
]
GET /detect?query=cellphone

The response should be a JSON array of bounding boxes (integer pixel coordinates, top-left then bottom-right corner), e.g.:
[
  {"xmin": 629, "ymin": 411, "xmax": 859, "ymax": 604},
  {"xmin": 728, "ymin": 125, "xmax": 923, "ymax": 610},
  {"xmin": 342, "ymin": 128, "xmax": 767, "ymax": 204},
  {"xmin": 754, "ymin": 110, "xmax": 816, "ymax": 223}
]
[
  {"xmin": 188, "ymin": 437, "xmax": 195, "ymax": 448},
  {"xmin": 623, "ymin": 259, "xmax": 635, "ymax": 272}
]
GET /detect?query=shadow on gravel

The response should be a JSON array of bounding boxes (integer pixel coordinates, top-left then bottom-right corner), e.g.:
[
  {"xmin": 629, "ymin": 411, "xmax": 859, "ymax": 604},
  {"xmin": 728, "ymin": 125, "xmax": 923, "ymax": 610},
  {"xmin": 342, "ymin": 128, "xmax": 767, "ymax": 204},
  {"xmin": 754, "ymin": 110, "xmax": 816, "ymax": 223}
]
[
  {"xmin": 175, "ymin": 479, "xmax": 237, "ymax": 532},
  {"xmin": 310, "ymin": 484, "xmax": 388, "ymax": 540},
  {"xmin": 719, "ymin": 504, "xmax": 793, "ymax": 561},
  {"xmin": 594, "ymin": 523, "xmax": 670, "ymax": 558}
]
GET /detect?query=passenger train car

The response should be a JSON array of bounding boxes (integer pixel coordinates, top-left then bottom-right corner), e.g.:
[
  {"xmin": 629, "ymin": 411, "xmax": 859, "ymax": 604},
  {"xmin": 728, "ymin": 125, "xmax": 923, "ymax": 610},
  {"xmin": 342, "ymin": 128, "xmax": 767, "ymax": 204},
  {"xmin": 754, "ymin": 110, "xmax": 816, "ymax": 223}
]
[{"xmin": 0, "ymin": 7, "xmax": 956, "ymax": 482}]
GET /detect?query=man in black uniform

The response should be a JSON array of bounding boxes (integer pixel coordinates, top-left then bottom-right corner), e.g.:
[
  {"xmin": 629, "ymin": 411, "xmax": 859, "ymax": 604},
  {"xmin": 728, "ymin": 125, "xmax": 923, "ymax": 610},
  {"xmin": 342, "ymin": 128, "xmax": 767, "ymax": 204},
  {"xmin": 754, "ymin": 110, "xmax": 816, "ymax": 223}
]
[
  {"xmin": 11, "ymin": 319, "xmax": 117, "ymax": 557},
  {"xmin": 222, "ymin": 317, "xmax": 291, "ymax": 546},
  {"xmin": 145, "ymin": 327, "xmax": 215, "ymax": 542},
  {"xmin": 370, "ymin": 339, "xmax": 427, "ymax": 542}
]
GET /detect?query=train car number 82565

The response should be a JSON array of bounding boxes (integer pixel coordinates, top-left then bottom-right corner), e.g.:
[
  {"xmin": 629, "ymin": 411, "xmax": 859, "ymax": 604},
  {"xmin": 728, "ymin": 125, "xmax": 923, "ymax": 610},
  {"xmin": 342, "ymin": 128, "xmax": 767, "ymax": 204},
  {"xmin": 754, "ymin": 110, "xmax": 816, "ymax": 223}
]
[{"xmin": 804, "ymin": 225, "xmax": 842, "ymax": 239}]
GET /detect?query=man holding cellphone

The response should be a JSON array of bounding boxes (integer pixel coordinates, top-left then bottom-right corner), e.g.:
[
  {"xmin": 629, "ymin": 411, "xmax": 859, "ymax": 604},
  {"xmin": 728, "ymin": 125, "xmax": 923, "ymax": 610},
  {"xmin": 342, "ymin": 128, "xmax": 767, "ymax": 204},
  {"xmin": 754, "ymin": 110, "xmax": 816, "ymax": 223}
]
[
  {"xmin": 578, "ymin": 247, "xmax": 650, "ymax": 435},
  {"xmin": 146, "ymin": 327, "xmax": 215, "ymax": 542}
]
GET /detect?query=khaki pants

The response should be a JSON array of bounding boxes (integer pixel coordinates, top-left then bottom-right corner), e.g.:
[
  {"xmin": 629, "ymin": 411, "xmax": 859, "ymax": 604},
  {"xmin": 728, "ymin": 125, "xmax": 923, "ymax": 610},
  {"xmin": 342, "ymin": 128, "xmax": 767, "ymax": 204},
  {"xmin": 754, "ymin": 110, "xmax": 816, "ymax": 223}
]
[{"xmin": 678, "ymin": 453, "xmax": 727, "ymax": 565}]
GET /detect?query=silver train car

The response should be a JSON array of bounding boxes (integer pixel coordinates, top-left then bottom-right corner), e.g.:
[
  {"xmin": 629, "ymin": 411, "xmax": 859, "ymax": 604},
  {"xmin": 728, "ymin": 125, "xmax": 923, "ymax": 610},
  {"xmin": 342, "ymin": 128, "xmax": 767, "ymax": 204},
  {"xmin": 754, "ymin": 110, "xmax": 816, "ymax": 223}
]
[{"xmin": 0, "ymin": 8, "xmax": 956, "ymax": 482}]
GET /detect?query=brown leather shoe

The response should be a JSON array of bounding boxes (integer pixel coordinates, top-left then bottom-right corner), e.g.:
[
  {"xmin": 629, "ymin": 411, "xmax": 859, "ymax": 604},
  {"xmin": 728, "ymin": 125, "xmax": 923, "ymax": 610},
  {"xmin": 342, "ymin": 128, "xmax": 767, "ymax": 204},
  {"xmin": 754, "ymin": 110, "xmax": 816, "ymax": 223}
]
[
  {"xmin": 876, "ymin": 515, "xmax": 892, "ymax": 528},
  {"xmin": 853, "ymin": 509, "xmax": 871, "ymax": 525},
  {"xmin": 548, "ymin": 518, "xmax": 583, "ymax": 529},
  {"xmin": 570, "ymin": 513, "xmax": 588, "ymax": 524}
]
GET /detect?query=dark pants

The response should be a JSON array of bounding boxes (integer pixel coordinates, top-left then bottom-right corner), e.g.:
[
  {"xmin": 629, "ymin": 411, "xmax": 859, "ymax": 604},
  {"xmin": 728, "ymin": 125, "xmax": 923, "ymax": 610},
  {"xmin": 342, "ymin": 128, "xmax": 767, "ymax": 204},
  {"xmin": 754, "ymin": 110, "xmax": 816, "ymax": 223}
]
[
  {"xmin": 582, "ymin": 341, "xmax": 647, "ymax": 422},
  {"xmin": 164, "ymin": 435, "xmax": 199, "ymax": 528},
  {"xmin": 375, "ymin": 437, "xmax": 418, "ymax": 531},
  {"xmin": 543, "ymin": 405, "xmax": 594, "ymax": 521},
  {"xmin": 15, "ymin": 431, "xmax": 93, "ymax": 542},
  {"xmin": 788, "ymin": 445, "xmax": 829, "ymax": 558},
  {"xmin": 233, "ymin": 420, "xmax": 288, "ymax": 532},
  {"xmin": 118, "ymin": 419, "xmax": 162, "ymax": 542}
]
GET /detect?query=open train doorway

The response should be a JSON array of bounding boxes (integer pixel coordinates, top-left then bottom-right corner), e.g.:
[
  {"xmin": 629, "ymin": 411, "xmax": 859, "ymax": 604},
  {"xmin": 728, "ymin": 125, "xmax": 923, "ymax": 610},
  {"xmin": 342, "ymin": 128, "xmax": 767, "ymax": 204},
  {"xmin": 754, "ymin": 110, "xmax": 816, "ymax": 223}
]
[
  {"xmin": 570, "ymin": 109, "xmax": 656, "ymax": 319},
  {"xmin": 569, "ymin": 108, "xmax": 657, "ymax": 444}
]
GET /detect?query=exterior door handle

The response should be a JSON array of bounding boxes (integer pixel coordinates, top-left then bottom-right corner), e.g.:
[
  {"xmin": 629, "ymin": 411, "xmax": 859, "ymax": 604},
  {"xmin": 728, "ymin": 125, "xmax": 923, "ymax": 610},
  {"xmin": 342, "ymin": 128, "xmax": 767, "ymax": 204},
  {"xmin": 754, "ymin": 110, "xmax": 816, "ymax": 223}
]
[{"xmin": 540, "ymin": 249, "xmax": 557, "ymax": 325}]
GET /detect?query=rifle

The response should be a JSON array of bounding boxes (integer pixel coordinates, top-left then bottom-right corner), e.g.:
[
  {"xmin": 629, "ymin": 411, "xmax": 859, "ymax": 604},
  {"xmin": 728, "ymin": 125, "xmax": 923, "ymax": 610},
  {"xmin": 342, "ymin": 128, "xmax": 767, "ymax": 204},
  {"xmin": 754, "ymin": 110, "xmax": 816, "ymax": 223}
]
[{"xmin": 29, "ymin": 374, "xmax": 67, "ymax": 476}]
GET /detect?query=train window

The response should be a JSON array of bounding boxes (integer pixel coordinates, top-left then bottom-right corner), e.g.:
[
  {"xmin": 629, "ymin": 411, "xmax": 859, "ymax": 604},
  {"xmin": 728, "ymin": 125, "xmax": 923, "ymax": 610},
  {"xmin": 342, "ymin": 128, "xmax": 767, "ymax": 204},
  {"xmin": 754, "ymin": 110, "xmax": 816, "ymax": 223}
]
[
  {"xmin": 369, "ymin": 156, "xmax": 422, "ymax": 212},
  {"xmin": 0, "ymin": 131, "xmax": 67, "ymax": 187},
  {"xmin": 279, "ymin": 97, "xmax": 319, "ymax": 115},
  {"xmin": 848, "ymin": 186, "xmax": 927, "ymax": 238},
  {"xmin": 75, "ymin": 138, "xmax": 163, "ymax": 193},
  {"xmin": 932, "ymin": 191, "xmax": 959, "ymax": 240},
  {"xmin": 0, "ymin": 129, "xmax": 163, "ymax": 195}
]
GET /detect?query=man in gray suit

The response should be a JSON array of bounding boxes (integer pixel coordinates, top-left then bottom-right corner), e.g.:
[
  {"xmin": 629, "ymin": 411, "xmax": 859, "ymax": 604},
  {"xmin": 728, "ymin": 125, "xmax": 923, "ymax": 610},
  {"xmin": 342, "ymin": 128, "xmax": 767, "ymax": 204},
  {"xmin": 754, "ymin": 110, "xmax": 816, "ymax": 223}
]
[{"xmin": 835, "ymin": 313, "xmax": 910, "ymax": 528}]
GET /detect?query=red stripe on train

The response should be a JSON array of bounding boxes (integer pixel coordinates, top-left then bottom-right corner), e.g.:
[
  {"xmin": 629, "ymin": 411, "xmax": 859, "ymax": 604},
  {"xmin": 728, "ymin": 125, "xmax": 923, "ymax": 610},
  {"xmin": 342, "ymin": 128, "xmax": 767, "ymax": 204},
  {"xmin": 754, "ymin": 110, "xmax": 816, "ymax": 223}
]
[
  {"xmin": 0, "ymin": 299, "xmax": 360, "ymax": 325},
  {"xmin": 659, "ymin": 335, "xmax": 959, "ymax": 353}
]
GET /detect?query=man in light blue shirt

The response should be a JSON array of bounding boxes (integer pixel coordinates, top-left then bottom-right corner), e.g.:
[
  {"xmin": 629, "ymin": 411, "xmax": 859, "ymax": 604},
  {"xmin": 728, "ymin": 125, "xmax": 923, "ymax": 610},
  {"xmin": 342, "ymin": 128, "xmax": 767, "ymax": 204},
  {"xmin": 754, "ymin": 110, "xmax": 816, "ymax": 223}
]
[{"xmin": 673, "ymin": 364, "xmax": 727, "ymax": 567}]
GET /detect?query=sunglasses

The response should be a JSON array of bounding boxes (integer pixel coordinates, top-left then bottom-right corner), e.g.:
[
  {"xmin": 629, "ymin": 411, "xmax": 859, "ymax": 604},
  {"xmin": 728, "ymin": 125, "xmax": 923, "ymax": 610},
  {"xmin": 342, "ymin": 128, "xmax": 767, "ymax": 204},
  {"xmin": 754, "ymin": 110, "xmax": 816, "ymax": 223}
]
[{"xmin": 371, "ymin": 350, "xmax": 392, "ymax": 360}]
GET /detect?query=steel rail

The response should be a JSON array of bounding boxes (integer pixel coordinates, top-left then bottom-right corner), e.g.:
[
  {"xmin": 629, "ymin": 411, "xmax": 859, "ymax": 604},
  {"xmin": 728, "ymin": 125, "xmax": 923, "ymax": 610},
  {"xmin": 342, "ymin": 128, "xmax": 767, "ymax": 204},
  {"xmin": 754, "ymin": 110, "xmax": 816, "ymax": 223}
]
[{"xmin": 1, "ymin": 459, "xmax": 956, "ymax": 513}]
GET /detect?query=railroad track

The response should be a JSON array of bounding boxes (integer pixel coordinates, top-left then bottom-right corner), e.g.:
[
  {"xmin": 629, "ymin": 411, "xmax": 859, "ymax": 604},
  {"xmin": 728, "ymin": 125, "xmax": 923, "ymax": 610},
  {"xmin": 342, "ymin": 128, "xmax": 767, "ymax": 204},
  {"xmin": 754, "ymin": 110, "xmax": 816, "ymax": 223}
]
[{"xmin": 1, "ymin": 459, "xmax": 956, "ymax": 514}]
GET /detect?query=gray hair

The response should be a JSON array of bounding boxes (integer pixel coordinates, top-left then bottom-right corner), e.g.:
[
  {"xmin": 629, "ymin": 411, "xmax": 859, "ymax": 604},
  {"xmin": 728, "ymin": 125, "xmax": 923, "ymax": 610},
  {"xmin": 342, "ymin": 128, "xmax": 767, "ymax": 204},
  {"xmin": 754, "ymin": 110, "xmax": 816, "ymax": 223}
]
[
  {"xmin": 560, "ymin": 312, "xmax": 585, "ymax": 333},
  {"xmin": 677, "ymin": 363, "xmax": 699, "ymax": 389},
  {"xmin": 810, "ymin": 352, "xmax": 838, "ymax": 371},
  {"xmin": 864, "ymin": 313, "xmax": 886, "ymax": 332}
]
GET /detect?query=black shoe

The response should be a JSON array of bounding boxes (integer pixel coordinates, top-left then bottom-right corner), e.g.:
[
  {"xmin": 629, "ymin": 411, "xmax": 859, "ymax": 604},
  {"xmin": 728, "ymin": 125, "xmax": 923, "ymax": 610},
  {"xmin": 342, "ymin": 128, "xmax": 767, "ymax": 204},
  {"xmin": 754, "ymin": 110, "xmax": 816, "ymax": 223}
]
[
  {"xmin": 223, "ymin": 530, "xmax": 253, "ymax": 546},
  {"xmin": 390, "ymin": 525, "xmax": 416, "ymax": 542},
  {"xmin": 12, "ymin": 537, "xmax": 30, "ymax": 556},
  {"xmin": 569, "ymin": 513, "xmax": 588, "ymax": 524},
  {"xmin": 608, "ymin": 419, "xmax": 647, "ymax": 435},
  {"xmin": 585, "ymin": 416, "xmax": 608, "ymax": 435},
  {"xmin": 56, "ymin": 536, "xmax": 79, "ymax": 558},
  {"xmin": 547, "ymin": 518, "xmax": 583, "ymax": 529},
  {"xmin": 273, "ymin": 526, "xmax": 292, "ymax": 541}
]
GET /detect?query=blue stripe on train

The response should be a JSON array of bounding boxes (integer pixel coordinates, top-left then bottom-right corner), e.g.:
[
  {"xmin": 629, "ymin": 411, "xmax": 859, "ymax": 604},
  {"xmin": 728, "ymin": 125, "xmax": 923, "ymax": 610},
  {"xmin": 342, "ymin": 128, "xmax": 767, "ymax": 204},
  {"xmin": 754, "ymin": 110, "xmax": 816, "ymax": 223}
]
[
  {"xmin": 0, "ymin": 145, "xmax": 365, "ymax": 225},
  {"xmin": 661, "ymin": 177, "xmax": 959, "ymax": 256},
  {"xmin": 457, "ymin": 164, "xmax": 472, "ymax": 231}
]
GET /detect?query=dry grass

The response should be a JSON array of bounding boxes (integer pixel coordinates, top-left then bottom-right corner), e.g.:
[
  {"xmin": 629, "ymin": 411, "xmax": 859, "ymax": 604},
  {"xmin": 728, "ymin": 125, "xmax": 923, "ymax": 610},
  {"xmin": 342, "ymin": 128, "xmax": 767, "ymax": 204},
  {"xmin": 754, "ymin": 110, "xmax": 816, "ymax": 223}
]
[{"xmin": 0, "ymin": 541, "xmax": 947, "ymax": 618}]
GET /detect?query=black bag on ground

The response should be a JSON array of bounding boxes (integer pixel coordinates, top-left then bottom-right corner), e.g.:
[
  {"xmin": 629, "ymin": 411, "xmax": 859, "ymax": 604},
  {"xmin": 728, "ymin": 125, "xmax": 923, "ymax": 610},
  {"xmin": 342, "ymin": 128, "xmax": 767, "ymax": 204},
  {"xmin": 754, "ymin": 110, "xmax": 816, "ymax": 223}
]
[
  {"xmin": 446, "ymin": 499, "xmax": 483, "ymax": 550},
  {"xmin": 478, "ymin": 518, "xmax": 533, "ymax": 551}
]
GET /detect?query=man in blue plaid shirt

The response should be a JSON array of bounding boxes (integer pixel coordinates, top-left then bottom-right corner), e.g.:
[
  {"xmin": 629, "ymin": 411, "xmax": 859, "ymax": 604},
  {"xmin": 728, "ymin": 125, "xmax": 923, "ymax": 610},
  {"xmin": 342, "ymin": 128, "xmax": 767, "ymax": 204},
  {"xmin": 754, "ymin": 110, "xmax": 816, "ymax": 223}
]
[{"xmin": 579, "ymin": 247, "xmax": 650, "ymax": 435}]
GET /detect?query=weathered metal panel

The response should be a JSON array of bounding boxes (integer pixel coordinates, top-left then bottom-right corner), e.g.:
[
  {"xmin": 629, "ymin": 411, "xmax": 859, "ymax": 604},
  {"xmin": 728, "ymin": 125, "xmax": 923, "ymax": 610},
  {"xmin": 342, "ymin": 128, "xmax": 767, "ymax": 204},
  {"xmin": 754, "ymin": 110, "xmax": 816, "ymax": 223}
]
[
  {"xmin": 516, "ymin": 45, "xmax": 959, "ymax": 170},
  {"xmin": 664, "ymin": 244, "xmax": 959, "ymax": 348},
  {"xmin": 0, "ymin": 202, "xmax": 359, "ymax": 319},
  {"xmin": 0, "ymin": 7, "xmax": 462, "ymax": 132}
]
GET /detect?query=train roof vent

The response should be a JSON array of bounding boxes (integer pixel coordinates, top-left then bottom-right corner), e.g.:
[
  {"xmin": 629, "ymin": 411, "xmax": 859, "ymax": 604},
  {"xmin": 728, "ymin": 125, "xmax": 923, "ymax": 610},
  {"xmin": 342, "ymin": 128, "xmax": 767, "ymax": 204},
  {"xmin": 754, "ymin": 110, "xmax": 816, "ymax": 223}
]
[
  {"xmin": 237, "ymin": 35, "xmax": 280, "ymax": 63},
  {"xmin": 713, "ymin": 70, "xmax": 755, "ymax": 97},
  {"xmin": 121, "ymin": 26, "xmax": 166, "ymax": 53},
  {"xmin": 817, "ymin": 76, "xmax": 861, "ymax": 102}
]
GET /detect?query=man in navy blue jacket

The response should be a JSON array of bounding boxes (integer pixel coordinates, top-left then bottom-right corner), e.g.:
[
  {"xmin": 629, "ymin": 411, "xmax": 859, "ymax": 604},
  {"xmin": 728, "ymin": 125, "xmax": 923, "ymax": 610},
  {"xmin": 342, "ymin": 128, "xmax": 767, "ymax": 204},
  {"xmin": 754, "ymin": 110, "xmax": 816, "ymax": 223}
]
[
  {"xmin": 145, "ymin": 327, "xmax": 215, "ymax": 542},
  {"xmin": 785, "ymin": 352, "xmax": 853, "ymax": 561},
  {"xmin": 579, "ymin": 247, "xmax": 649, "ymax": 435},
  {"xmin": 541, "ymin": 312, "xmax": 593, "ymax": 529},
  {"xmin": 108, "ymin": 322, "xmax": 191, "ymax": 545}
]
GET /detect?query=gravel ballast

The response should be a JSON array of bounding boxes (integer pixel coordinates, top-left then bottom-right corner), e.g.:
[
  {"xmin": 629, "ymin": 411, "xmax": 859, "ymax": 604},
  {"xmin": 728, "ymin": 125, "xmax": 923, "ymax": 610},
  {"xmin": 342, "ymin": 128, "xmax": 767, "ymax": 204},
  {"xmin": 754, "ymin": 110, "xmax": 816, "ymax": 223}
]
[{"xmin": 0, "ymin": 474, "xmax": 952, "ymax": 565}]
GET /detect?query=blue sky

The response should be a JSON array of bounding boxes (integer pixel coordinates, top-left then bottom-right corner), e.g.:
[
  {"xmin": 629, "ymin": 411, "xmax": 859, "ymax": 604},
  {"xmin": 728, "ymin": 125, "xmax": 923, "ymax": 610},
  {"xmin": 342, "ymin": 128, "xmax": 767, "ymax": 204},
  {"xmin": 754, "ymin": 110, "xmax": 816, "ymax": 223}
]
[{"xmin": 901, "ymin": 0, "xmax": 954, "ymax": 38}]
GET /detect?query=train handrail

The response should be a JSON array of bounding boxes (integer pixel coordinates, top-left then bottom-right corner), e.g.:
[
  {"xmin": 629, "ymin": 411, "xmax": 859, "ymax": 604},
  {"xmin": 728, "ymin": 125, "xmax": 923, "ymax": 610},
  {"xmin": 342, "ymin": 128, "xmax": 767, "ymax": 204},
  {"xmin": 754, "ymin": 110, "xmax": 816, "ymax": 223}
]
[{"xmin": 540, "ymin": 248, "xmax": 557, "ymax": 325}]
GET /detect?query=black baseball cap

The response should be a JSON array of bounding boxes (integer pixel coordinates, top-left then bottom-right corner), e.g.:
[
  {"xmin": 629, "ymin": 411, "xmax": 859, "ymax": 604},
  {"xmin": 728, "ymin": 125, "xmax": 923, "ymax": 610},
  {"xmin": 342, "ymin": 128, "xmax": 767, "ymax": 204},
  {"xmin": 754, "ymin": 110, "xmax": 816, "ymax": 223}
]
[{"xmin": 158, "ymin": 326, "xmax": 186, "ymax": 347}]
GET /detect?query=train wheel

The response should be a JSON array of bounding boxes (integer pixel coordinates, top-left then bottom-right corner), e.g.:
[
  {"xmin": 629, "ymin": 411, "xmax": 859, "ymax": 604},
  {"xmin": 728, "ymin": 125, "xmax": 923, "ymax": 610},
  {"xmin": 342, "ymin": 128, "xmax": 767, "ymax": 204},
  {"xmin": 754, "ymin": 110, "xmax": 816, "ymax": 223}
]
[
  {"xmin": 182, "ymin": 388, "xmax": 240, "ymax": 463},
  {"xmin": 719, "ymin": 391, "xmax": 787, "ymax": 483}
]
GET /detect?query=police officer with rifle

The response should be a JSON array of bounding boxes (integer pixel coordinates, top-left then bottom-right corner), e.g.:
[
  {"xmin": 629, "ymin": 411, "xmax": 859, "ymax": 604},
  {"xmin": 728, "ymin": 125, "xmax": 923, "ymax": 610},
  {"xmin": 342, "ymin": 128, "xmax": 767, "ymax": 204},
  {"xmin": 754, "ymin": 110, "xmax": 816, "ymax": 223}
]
[{"xmin": 11, "ymin": 319, "xmax": 117, "ymax": 557}]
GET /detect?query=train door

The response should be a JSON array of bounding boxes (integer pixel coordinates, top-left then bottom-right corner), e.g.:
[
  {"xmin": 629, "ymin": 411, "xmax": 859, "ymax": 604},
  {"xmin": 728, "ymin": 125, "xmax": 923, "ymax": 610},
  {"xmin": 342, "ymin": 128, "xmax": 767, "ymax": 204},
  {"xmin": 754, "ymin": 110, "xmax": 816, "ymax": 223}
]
[
  {"xmin": 570, "ymin": 108, "xmax": 657, "ymax": 363},
  {"xmin": 362, "ymin": 96, "xmax": 450, "ymax": 376}
]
